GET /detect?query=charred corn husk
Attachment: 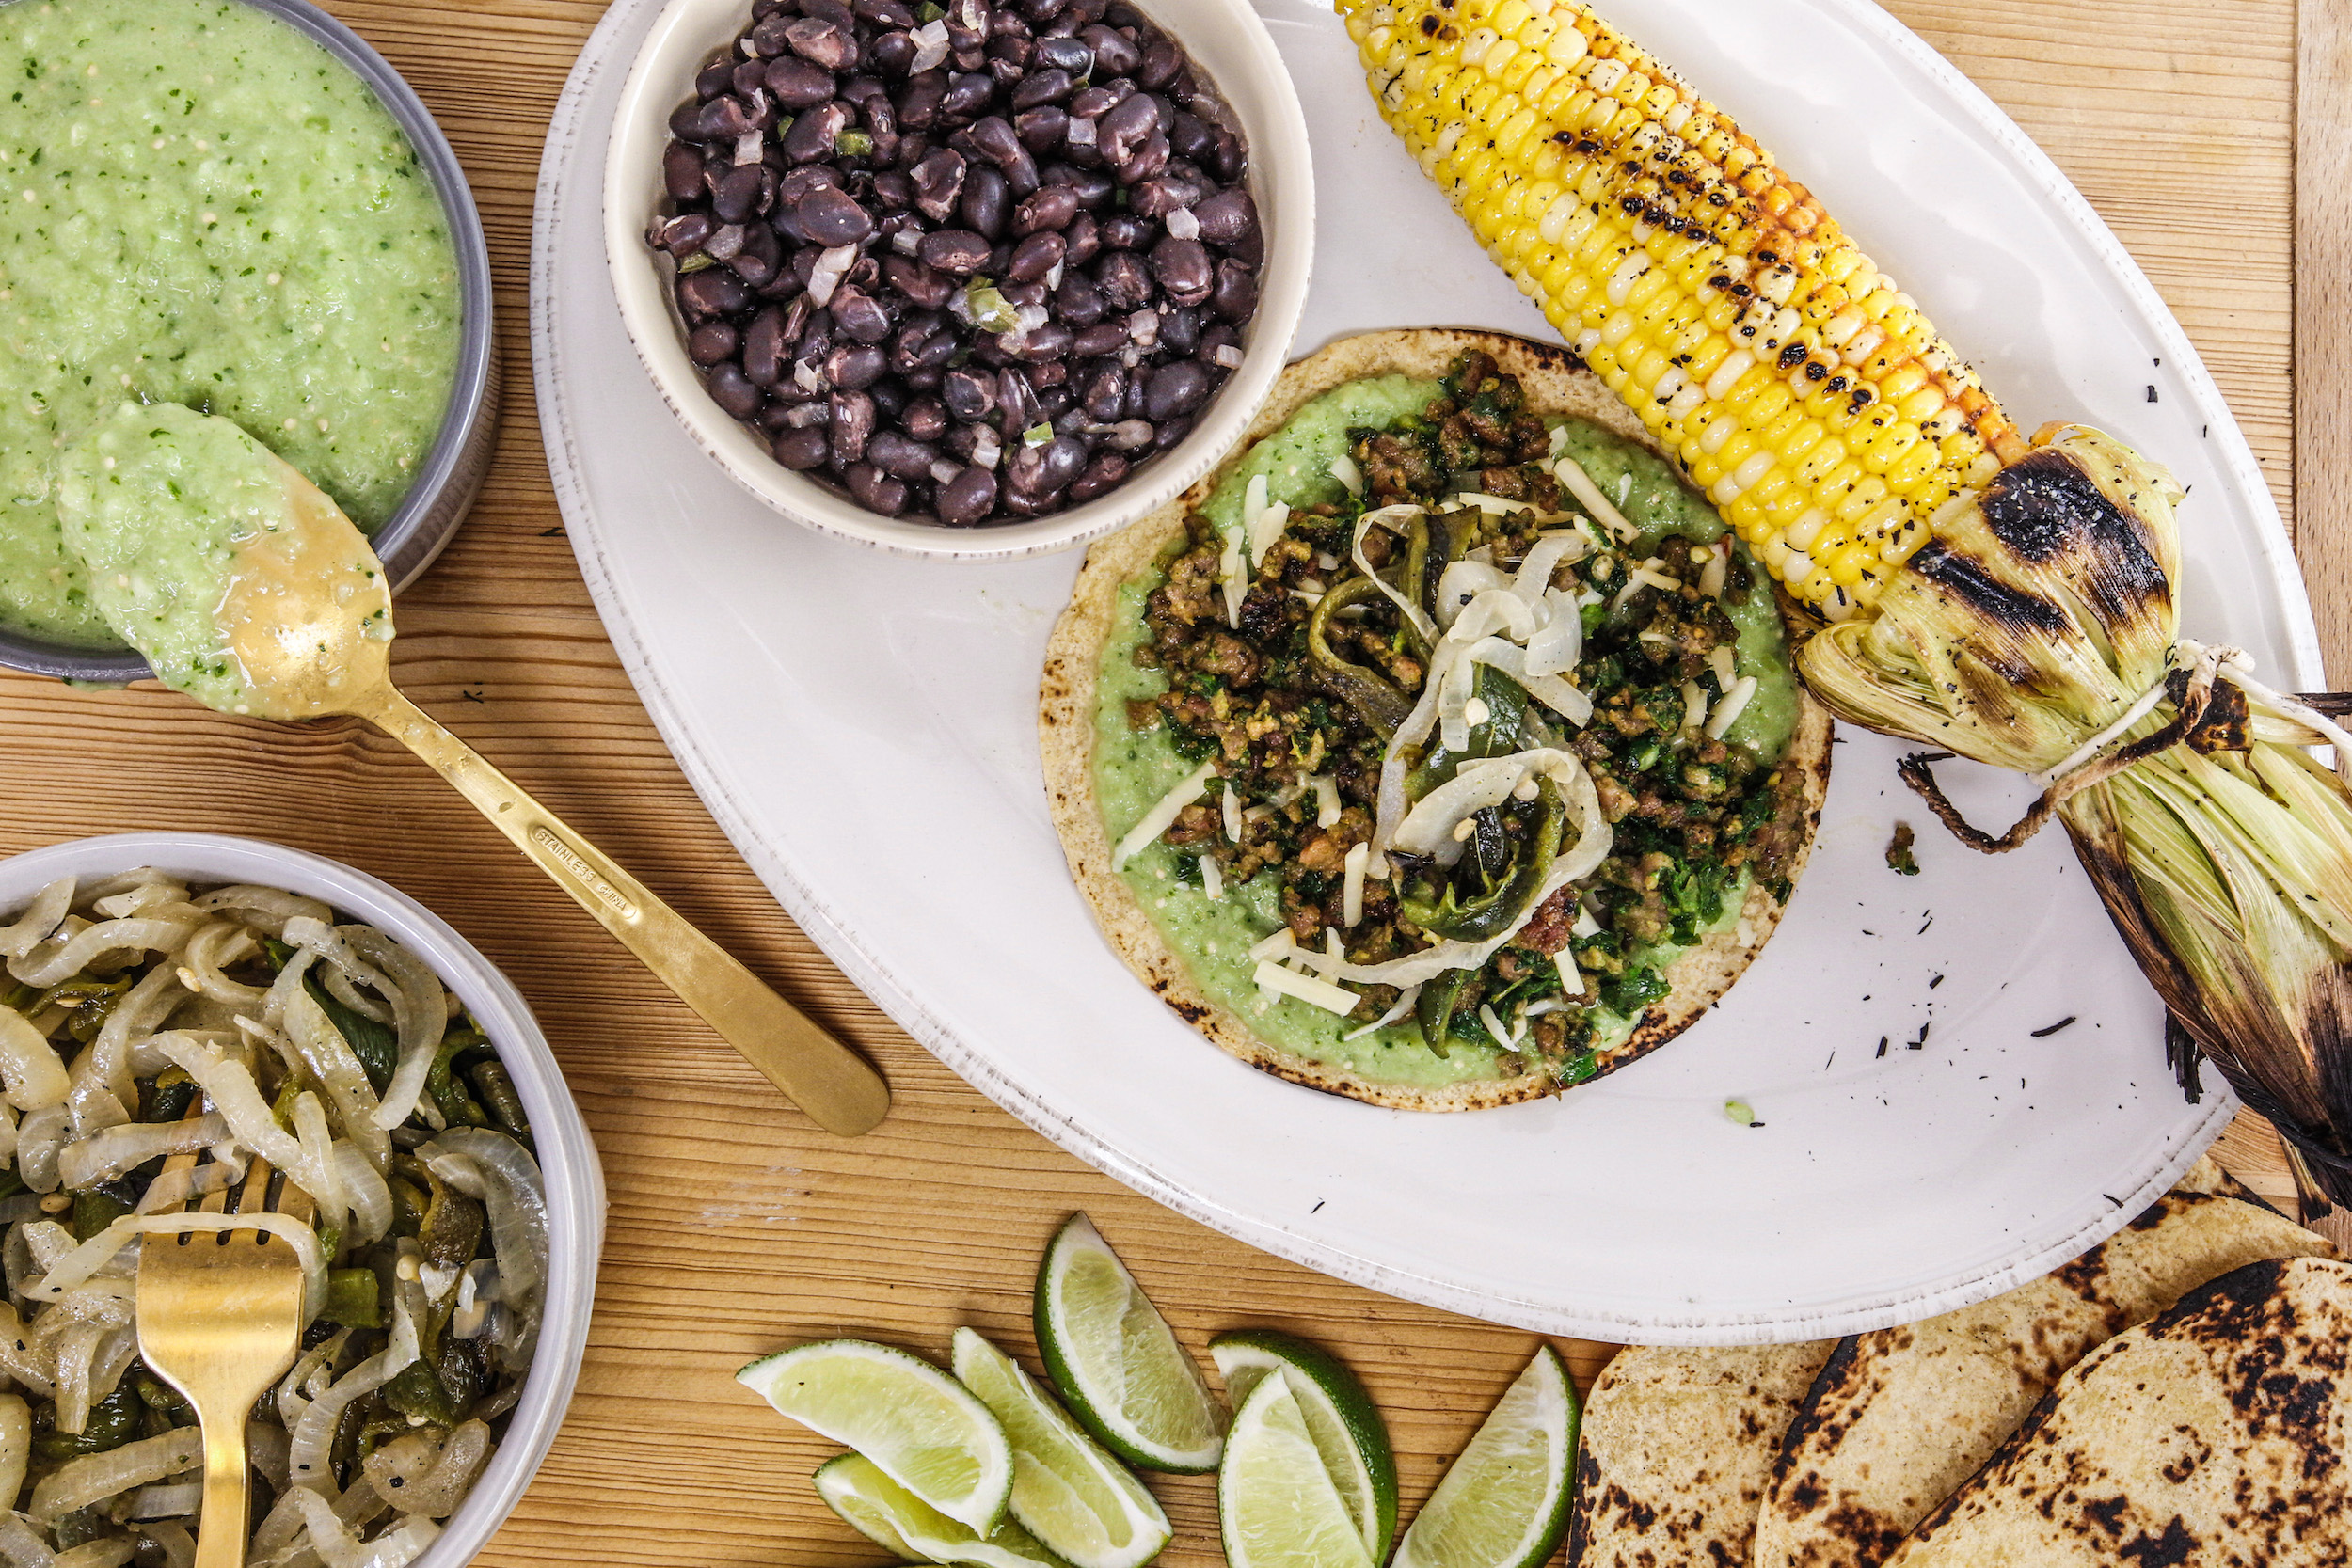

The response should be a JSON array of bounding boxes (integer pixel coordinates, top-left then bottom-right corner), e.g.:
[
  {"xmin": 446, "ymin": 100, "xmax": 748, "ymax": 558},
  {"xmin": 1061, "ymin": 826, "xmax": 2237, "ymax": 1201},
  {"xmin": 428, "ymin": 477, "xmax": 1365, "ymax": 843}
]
[
  {"xmin": 1343, "ymin": 0, "xmax": 2352, "ymax": 1209},
  {"xmin": 1340, "ymin": 0, "xmax": 2028, "ymax": 618}
]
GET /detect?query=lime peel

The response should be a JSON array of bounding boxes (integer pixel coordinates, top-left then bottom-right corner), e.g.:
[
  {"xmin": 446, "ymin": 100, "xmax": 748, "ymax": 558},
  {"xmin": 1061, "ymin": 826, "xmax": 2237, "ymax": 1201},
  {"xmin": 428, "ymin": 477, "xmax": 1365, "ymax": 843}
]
[
  {"xmin": 1210, "ymin": 1329, "xmax": 1398, "ymax": 1562},
  {"xmin": 1393, "ymin": 1345, "xmax": 1579, "ymax": 1568},
  {"xmin": 815, "ymin": 1452, "xmax": 1071, "ymax": 1568}
]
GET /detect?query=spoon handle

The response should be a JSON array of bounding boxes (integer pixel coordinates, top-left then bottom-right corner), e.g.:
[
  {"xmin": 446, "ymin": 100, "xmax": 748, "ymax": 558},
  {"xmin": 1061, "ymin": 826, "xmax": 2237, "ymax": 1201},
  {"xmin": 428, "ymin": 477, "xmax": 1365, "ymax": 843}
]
[{"xmin": 362, "ymin": 688, "xmax": 890, "ymax": 1136}]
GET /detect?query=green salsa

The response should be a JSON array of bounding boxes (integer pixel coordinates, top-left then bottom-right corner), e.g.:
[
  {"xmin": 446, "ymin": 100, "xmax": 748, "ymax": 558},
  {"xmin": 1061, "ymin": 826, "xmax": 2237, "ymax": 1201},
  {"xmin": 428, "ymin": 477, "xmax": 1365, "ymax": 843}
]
[
  {"xmin": 1094, "ymin": 369, "xmax": 1804, "ymax": 1087},
  {"xmin": 0, "ymin": 0, "xmax": 459, "ymax": 648}
]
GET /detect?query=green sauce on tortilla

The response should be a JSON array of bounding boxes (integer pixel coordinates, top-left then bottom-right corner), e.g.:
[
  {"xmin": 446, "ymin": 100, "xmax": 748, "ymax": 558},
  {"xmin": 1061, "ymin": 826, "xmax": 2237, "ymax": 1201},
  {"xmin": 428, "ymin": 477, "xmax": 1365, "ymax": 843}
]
[{"xmin": 1092, "ymin": 372, "xmax": 1802, "ymax": 1085}]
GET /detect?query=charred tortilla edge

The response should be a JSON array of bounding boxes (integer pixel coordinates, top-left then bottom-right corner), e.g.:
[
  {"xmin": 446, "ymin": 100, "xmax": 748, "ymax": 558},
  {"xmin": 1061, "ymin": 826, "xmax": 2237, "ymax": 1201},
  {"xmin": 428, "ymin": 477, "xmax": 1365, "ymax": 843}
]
[{"xmin": 1040, "ymin": 327, "xmax": 1834, "ymax": 1112}]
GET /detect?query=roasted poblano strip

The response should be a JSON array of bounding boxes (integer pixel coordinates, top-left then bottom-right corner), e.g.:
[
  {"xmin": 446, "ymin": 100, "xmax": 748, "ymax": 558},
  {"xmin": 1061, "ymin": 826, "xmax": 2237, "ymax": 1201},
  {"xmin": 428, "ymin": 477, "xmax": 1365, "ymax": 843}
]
[{"xmin": 1345, "ymin": 0, "xmax": 2352, "ymax": 1207}]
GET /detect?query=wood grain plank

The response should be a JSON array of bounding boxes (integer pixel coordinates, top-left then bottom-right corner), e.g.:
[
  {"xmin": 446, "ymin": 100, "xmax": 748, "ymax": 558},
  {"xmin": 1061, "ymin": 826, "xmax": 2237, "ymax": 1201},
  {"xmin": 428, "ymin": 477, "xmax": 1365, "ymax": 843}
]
[
  {"xmin": 0, "ymin": 1, "xmax": 2313, "ymax": 1562},
  {"xmin": 2300, "ymin": 0, "xmax": 2352, "ymax": 668}
]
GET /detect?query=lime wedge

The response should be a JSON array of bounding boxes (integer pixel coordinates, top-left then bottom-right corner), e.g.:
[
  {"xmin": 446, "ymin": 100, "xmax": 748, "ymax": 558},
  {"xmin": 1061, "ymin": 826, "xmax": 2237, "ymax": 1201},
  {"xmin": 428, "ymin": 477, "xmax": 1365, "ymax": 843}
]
[
  {"xmin": 1033, "ymin": 1213, "xmax": 1228, "ymax": 1473},
  {"xmin": 1211, "ymin": 1329, "xmax": 1397, "ymax": 1562},
  {"xmin": 952, "ymin": 1327, "xmax": 1173, "ymax": 1568},
  {"xmin": 738, "ymin": 1339, "xmax": 1014, "ymax": 1533},
  {"xmin": 1392, "ymin": 1346, "xmax": 1578, "ymax": 1568},
  {"xmin": 816, "ymin": 1452, "xmax": 1071, "ymax": 1568},
  {"xmin": 1218, "ymin": 1369, "xmax": 1377, "ymax": 1568}
]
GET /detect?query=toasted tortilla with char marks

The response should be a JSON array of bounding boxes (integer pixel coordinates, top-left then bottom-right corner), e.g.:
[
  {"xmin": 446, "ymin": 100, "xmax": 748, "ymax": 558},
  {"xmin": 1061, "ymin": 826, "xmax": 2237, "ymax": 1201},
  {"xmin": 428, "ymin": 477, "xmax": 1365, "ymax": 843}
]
[{"xmin": 1040, "ymin": 328, "xmax": 1832, "ymax": 1112}]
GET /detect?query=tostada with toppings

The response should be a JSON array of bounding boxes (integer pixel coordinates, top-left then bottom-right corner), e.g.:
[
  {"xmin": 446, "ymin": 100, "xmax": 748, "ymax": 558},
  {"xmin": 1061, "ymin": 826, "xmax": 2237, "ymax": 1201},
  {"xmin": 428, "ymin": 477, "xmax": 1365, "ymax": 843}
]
[{"xmin": 1041, "ymin": 328, "xmax": 1832, "ymax": 1109}]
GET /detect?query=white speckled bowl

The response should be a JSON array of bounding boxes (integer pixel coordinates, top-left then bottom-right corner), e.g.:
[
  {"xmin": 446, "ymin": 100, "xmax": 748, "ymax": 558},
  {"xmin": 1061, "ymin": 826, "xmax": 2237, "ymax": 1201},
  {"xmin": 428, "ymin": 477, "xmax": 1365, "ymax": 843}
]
[
  {"xmin": 0, "ymin": 0, "xmax": 501, "ymax": 687},
  {"xmin": 0, "ymin": 833, "xmax": 604, "ymax": 1568},
  {"xmin": 604, "ymin": 0, "xmax": 1313, "ymax": 559}
]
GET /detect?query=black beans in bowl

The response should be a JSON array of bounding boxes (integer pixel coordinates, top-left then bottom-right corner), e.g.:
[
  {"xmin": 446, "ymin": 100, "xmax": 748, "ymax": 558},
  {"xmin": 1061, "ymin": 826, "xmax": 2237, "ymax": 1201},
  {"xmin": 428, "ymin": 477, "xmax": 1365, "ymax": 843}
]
[{"xmin": 647, "ymin": 0, "xmax": 1263, "ymax": 528}]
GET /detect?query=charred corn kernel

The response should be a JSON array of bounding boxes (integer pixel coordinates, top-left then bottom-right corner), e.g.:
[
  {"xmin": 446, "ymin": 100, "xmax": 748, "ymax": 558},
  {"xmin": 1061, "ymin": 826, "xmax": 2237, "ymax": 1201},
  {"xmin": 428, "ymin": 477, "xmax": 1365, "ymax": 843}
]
[{"xmin": 1371, "ymin": 1, "xmax": 2039, "ymax": 588}]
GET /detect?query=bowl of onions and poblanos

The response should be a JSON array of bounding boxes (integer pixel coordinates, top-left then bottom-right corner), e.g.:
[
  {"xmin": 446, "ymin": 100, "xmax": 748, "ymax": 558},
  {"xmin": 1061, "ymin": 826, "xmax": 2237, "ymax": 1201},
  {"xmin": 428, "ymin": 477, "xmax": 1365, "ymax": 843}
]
[{"xmin": 0, "ymin": 834, "xmax": 602, "ymax": 1568}]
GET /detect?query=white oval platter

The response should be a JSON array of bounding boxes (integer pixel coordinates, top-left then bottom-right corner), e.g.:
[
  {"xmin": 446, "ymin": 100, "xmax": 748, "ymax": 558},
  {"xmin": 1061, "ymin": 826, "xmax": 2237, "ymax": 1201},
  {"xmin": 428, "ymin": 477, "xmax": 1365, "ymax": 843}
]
[{"xmin": 531, "ymin": 0, "xmax": 2306, "ymax": 1342}]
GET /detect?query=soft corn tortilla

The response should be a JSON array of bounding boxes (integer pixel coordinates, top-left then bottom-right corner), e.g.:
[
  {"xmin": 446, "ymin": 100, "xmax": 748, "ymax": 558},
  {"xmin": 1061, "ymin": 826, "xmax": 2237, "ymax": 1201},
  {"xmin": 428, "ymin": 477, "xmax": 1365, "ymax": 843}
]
[
  {"xmin": 1883, "ymin": 1255, "xmax": 2352, "ymax": 1566},
  {"xmin": 1040, "ymin": 328, "xmax": 1833, "ymax": 1111},
  {"xmin": 1756, "ymin": 1155, "xmax": 2336, "ymax": 1568},
  {"xmin": 1565, "ymin": 1338, "xmax": 1837, "ymax": 1568}
]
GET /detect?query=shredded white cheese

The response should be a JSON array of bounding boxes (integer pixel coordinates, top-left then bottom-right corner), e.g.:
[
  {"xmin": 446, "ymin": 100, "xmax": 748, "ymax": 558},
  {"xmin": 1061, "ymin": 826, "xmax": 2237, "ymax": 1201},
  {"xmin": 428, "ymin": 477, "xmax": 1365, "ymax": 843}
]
[
  {"xmin": 1329, "ymin": 454, "xmax": 1364, "ymax": 497},
  {"xmin": 1343, "ymin": 984, "xmax": 1422, "ymax": 1039},
  {"xmin": 1342, "ymin": 842, "xmax": 1369, "ymax": 929},
  {"xmin": 1698, "ymin": 547, "xmax": 1728, "ymax": 601},
  {"xmin": 1112, "ymin": 760, "xmax": 1216, "ymax": 871},
  {"xmin": 1478, "ymin": 1003, "xmax": 1518, "ymax": 1051},
  {"xmin": 1709, "ymin": 644, "xmax": 1738, "ymax": 690},
  {"xmin": 1252, "ymin": 961, "xmax": 1360, "ymax": 1017},
  {"xmin": 1248, "ymin": 927, "xmax": 1298, "ymax": 962},
  {"xmin": 1222, "ymin": 784, "xmax": 1243, "ymax": 843},
  {"xmin": 1706, "ymin": 675, "xmax": 1758, "ymax": 739},
  {"xmin": 1200, "ymin": 856, "xmax": 1223, "ymax": 901},
  {"xmin": 1682, "ymin": 679, "xmax": 1708, "ymax": 732},
  {"xmin": 1448, "ymin": 491, "xmax": 1534, "ymax": 515},
  {"xmin": 1554, "ymin": 456, "xmax": 1640, "ymax": 541},
  {"xmin": 1311, "ymin": 774, "xmax": 1342, "ymax": 828}
]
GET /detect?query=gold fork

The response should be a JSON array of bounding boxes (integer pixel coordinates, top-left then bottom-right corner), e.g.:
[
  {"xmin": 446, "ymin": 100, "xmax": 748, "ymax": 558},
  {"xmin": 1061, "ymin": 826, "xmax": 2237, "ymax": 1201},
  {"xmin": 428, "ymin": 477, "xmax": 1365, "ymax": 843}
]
[{"xmin": 137, "ymin": 1117, "xmax": 316, "ymax": 1568}]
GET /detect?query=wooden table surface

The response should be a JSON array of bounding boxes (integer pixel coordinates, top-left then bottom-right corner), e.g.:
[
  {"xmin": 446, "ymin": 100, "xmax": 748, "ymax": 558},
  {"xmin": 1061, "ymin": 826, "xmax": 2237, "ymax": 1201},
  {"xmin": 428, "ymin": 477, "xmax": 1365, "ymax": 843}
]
[{"xmin": 0, "ymin": 0, "xmax": 2328, "ymax": 1561}]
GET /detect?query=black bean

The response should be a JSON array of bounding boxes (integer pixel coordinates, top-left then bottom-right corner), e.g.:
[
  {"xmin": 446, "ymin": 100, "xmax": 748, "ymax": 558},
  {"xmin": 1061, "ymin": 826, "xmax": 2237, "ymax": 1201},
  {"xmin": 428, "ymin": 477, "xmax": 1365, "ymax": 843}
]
[
  {"xmin": 1129, "ymin": 175, "xmax": 1198, "ymax": 219},
  {"xmin": 897, "ymin": 71, "xmax": 948, "ymax": 128},
  {"xmin": 1081, "ymin": 24, "xmax": 1139, "ymax": 74},
  {"xmin": 943, "ymin": 367, "xmax": 998, "ymax": 420},
  {"xmin": 1097, "ymin": 91, "xmax": 1158, "ymax": 165},
  {"xmin": 1119, "ymin": 371, "xmax": 1150, "ymax": 420},
  {"xmin": 777, "ymin": 163, "xmax": 846, "ymax": 201},
  {"xmin": 846, "ymin": 462, "xmax": 910, "ymax": 514},
  {"xmin": 663, "ymin": 142, "xmax": 707, "ymax": 202},
  {"xmin": 909, "ymin": 148, "xmax": 967, "ymax": 221},
  {"xmin": 960, "ymin": 165, "xmax": 1009, "ymax": 237},
  {"xmin": 1143, "ymin": 359, "xmax": 1209, "ymax": 420},
  {"xmin": 866, "ymin": 429, "xmax": 938, "ymax": 478},
  {"xmin": 689, "ymin": 321, "xmax": 741, "ymax": 368},
  {"xmin": 706, "ymin": 222, "xmax": 748, "ymax": 261},
  {"xmin": 784, "ymin": 16, "xmax": 859, "ymax": 70},
  {"xmin": 1062, "ymin": 212, "xmax": 1102, "ymax": 267},
  {"xmin": 1068, "ymin": 451, "xmax": 1129, "ymax": 502},
  {"xmin": 1020, "ymin": 0, "xmax": 1068, "ymax": 25},
  {"xmin": 795, "ymin": 183, "xmax": 875, "ymax": 245},
  {"xmin": 855, "ymin": 0, "xmax": 917, "ymax": 26},
  {"xmin": 1191, "ymin": 185, "xmax": 1257, "ymax": 246},
  {"xmin": 1014, "ymin": 105, "xmax": 1068, "ymax": 153},
  {"xmin": 897, "ymin": 397, "xmax": 946, "ymax": 442},
  {"xmin": 739, "ymin": 309, "xmax": 787, "ymax": 384},
  {"xmin": 1149, "ymin": 236, "xmax": 1212, "ymax": 306},
  {"xmin": 1007, "ymin": 230, "xmax": 1067, "ymax": 283},
  {"xmin": 1082, "ymin": 361, "xmax": 1126, "ymax": 419},
  {"xmin": 755, "ymin": 56, "xmax": 829, "ymax": 114},
  {"xmin": 1136, "ymin": 37, "xmax": 1180, "ymax": 88},
  {"xmin": 998, "ymin": 366, "xmax": 1041, "ymax": 432},
  {"xmin": 919, "ymin": 229, "xmax": 993, "ymax": 274},
  {"xmin": 783, "ymin": 101, "xmax": 853, "ymax": 163},
  {"xmin": 1168, "ymin": 110, "xmax": 1216, "ymax": 164},
  {"xmin": 1098, "ymin": 213, "xmax": 1153, "ymax": 250},
  {"xmin": 1197, "ymin": 321, "xmax": 1239, "ymax": 366},
  {"xmin": 1013, "ymin": 319, "xmax": 1073, "ymax": 361},
  {"xmin": 1114, "ymin": 129, "xmax": 1168, "ymax": 184},
  {"xmin": 873, "ymin": 170, "xmax": 917, "ymax": 210},
  {"xmin": 829, "ymin": 389, "xmax": 878, "ymax": 464},
  {"xmin": 1152, "ymin": 413, "xmax": 1194, "ymax": 451},
  {"xmin": 1034, "ymin": 33, "xmax": 1093, "ymax": 74},
  {"xmin": 882, "ymin": 254, "xmax": 955, "ymax": 309},
  {"xmin": 1007, "ymin": 67, "xmax": 1072, "ymax": 112},
  {"xmin": 936, "ymin": 466, "xmax": 999, "ymax": 525},
  {"xmin": 966, "ymin": 117, "xmax": 1040, "ymax": 194},
  {"xmin": 832, "ymin": 286, "xmax": 894, "ymax": 343},
  {"xmin": 660, "ymin": 212, "xmax": 715, "ymax": 258},
  {"xmin": 1007, "ymin": 433, "xmax": 1088, "ymax": 498},
  {"xmin": 815, "ymin": 345, "xmax": 882, "ymax": 397},
  {"xmin": 860, "ymin": 27, "xmax": 911, "ymax": 76},
  {"xmin": 1095, "ymin": 250, "xmax": 1153, "ymax": 309},
  {"xmin": 697, "ymin": 59, "xmax": 739, "ymax": 98},
  {"xmin": 774, "ymin": 427, "xmax": 832, "ymax": 468},
  {"xmin": 871, "ymin": 379, "xmax": 912, "ymax": 420},
  {"xmin": 677, "ymin": 267, "xmax": 753, "ymax": 319},
  {"xmin": 727, "ymin": 221, "xmax": 784, "ymax": 285},
  {"xmin": 942, "ymin": 71, "xmax": 997, "ymax": 117},
  {"xmin": 1211, "ymin": 258, "xmax": 1256, "ymax": 323},
  {"xmin": 706, "ymin": 362, "xmax": 766, "ymax": 419},
  {"xmin": 1158, "ymin": 305, "xmax": 1199, "ymax": 356},
  {"xmin": 1053, "ymin": 271, "xmax": 1104, "ymax": 327},
  {"xmin": 1032, "ymin": 356, "xmax": 1070, "ymax": 389},
  {"xmin": 987, "ymin": 29, "xmax": 1035, "ymax": 69},
  {"xmin": 952, "ymin": 45, "xmax": 988, "ymax": 72},
  {"xmin": 1014, "ymin": 185, "xmax": 1079, "ymax": 235}
]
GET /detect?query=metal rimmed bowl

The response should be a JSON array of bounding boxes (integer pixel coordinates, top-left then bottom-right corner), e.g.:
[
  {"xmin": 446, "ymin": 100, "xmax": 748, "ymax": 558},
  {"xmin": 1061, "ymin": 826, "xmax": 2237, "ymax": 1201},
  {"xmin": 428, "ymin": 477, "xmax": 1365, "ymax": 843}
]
[
  {"xmin": 603, "ymin": 0, "xmax": 1314, "ymax": 560},
  {"xmin": 0, "ymin": 0, "xmax": 501, "ymax": 686},
  {"xmin": 0, "ymin": 832, "xmax": 605, "ymax": 1568}
]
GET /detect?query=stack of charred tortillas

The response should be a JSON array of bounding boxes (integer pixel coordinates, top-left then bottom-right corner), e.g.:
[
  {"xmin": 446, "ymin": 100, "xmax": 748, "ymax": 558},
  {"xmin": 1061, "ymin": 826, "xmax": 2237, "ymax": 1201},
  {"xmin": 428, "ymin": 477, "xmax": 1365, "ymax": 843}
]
[{"xmin": 1566, "ymin": 1158, "xmax": 2343, "ymax": 1566}]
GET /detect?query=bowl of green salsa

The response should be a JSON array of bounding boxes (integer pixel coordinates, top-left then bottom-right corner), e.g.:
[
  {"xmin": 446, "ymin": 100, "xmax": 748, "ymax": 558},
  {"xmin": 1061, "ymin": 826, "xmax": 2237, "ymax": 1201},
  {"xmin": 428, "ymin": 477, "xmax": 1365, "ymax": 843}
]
[{"xmin": 0, "ymin": 0, "xmax": 499, "ymax": 684}]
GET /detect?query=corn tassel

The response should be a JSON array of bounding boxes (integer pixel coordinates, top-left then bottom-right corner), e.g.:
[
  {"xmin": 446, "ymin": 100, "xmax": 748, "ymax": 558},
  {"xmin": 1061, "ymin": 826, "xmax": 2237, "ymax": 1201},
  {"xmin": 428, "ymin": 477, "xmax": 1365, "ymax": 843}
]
[{"xmin": 1343, "ymin": 0, "xmax": 2352, "ymax": 1209}]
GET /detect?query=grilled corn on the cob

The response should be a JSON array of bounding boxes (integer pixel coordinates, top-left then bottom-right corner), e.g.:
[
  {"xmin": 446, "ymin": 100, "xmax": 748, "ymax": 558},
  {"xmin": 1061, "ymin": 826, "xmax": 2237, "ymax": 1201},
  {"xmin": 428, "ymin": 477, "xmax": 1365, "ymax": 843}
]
[
  {"xmin": 1343, "ymin": 0, "xmax": 2352, "ymax": 1212},
  {"xmin": 1341, "ymin": 0, "xmax": 2027, "ymax": 617}
]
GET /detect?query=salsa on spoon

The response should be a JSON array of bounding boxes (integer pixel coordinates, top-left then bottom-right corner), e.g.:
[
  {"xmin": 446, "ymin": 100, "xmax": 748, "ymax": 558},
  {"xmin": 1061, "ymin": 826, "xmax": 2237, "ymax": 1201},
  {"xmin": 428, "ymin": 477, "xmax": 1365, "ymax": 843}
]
[{"xmin": 57, "ymin": 402, "xmax": 888, "ymax": 1135}]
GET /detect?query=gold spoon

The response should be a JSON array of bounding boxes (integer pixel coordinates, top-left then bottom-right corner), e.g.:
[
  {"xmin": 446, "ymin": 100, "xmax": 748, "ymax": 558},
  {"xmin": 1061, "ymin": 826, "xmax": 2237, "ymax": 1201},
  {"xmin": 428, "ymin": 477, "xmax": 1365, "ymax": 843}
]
[{"xmin": 61, "ymin": 403, "xmax": 888, "ymax": 1136}]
